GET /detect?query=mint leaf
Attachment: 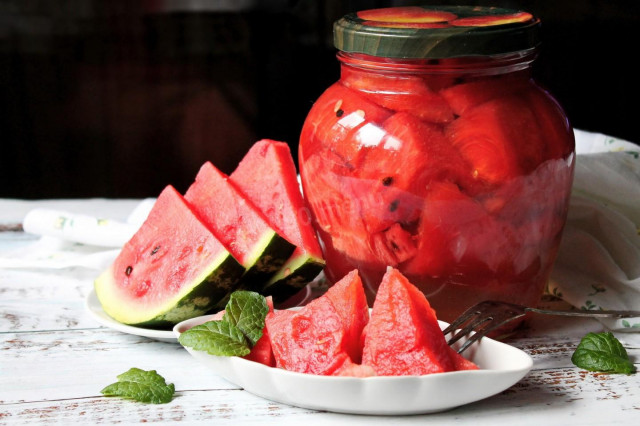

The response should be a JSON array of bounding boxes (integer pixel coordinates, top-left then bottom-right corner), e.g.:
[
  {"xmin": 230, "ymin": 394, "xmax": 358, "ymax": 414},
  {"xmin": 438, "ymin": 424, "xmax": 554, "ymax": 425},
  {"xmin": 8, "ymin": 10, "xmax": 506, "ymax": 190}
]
[
  {"xmin": 178, "ymin": 319, "xmax": 251, "ymax": 357},
  {"xmin": 571, "ymin": 332, "xmax": 636, "ymax": 374},
  {"xmin": 101, "ymin": 368, "xmax": 175, "ymax": 404},
  {"xmin": 223, "ymin": 291, "xmax": 269, "ymax": 345}
]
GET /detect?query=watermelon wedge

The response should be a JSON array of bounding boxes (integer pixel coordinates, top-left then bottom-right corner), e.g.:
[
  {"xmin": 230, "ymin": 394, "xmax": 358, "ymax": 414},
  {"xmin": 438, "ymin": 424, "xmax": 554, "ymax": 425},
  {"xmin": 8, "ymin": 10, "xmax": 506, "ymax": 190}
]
[
  {"xmin": 184, "ymin": 162, "xmax": 295, "ymax": 291},
  {"xmin": 94, "ymin": 186, "xmax": 245, "ymax": 328},
  {"xmin": 361, "ymin": 267, "xmax": 477, "ymax": 375},
  {"xmin": 229, "ymin": 140, "xmax": 325, "ymax": 302},
  {"xmin": 266, "ymin": 269, "xmax": 369, "ymax": 375}
]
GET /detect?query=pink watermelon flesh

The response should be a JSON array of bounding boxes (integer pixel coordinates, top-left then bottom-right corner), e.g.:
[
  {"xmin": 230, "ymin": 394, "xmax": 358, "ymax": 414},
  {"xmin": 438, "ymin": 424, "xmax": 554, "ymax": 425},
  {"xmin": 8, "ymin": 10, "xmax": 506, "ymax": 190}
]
[
  {"xmin": 95, "ymin": 185, "xmax": 244, "ymax": 327},
  {"xmin": 184, "ymin": 161, "xmax": 295, "ymax": 287},
  {"xmin": 265, "ymin": 269, "xmax": 369, "ymax": 375},
  {"xmin": 230, "ymin": 140, "xmax": 325, "ymax": 301},
  {"xmin": 361, "ymin": 267, "xmax": 474, "ymax": 375}
]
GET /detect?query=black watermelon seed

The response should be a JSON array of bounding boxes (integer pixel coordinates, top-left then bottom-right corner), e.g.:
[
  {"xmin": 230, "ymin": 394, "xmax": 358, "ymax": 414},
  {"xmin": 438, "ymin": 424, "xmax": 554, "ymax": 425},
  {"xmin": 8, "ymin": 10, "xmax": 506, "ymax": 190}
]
[
  {"xmin": 336, "ymin": 109, "xmax": 344, "ymax": 117},
  {"xmin": 125, "ymin": 266, "xmax": 132, "ymax": 276},
  {"xmin": 389, "ymin": 200, "xmax": 399, "ymax": 212},
  {"xmin": 151, "ymin": 246, "xmax": 160, "ymax": 255},
  {"xmin": 382, "ymin": 176, "xmax": 393, "ymax": 186}
]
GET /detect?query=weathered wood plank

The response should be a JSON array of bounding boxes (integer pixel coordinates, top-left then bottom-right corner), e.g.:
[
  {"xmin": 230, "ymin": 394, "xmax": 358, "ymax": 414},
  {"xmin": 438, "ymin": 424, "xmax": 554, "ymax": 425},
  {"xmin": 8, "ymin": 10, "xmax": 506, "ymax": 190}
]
[{"xmin": 0, "ymin": 328, "xmax": 237, "ymax": 405}]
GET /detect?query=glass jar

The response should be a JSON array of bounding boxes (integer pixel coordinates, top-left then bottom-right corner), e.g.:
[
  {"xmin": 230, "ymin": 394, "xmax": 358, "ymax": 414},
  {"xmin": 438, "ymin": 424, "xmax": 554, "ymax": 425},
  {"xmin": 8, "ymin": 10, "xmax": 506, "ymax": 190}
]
[{"xmin": 298, "ymin": 6, "xmax": 575, "ymax": 323}]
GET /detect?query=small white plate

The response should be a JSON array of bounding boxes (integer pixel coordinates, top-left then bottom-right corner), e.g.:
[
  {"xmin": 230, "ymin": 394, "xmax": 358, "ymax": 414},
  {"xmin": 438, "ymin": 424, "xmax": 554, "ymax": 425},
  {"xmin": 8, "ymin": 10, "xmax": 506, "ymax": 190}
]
[
  {"xmin": 174, "ymin": 314, "xmax": 533, "ymax": 415},
  {"xmin": 85, "ymin": 289, "xmax": 176, "ymax": 343},
  {"xmin": 84, "ymin": 286, "xmax": 313, "ymax": 343}
]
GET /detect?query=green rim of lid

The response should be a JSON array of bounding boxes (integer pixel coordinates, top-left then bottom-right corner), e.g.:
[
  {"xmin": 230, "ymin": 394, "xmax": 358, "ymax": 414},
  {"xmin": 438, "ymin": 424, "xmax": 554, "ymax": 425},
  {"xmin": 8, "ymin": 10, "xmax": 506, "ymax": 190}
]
[{"xmin": 334, "ymin": 5, "xmax": 541, "ymax": 59}]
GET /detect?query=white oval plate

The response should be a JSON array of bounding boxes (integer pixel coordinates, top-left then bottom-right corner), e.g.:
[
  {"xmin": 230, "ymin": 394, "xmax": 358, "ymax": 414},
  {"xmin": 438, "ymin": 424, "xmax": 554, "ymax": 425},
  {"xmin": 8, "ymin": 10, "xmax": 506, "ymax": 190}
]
[
  {"xmin": 173, "ymin": 314, "xmax": 533, "ymax": 415},
  {"xmin": 85, "ymin": 289, "xmax": 176, "ymax": 342},
  {"xmin": 85, "ymin": 287, "xmax": 313, "ymax": 343}
]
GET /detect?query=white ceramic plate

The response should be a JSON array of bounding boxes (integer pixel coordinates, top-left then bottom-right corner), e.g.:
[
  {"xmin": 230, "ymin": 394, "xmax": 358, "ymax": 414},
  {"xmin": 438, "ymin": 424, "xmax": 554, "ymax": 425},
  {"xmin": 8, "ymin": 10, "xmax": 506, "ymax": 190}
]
[
  {"xmin": 174, "ymin": 313, "xmax": 533, "ymax": 415},
  {"xmin": 85, "ymin": 287, "xmax": 313, "ymax": 343},
  {"xmin": 85, "ymin": 289, "xmax": 177, "ymax": 343}
]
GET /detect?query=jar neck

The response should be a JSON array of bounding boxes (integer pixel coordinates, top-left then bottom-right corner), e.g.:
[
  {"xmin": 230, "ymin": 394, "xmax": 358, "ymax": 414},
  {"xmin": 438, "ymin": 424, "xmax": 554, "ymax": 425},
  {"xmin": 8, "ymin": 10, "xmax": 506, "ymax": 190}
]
[{"xmin": 337, "ymin": 50, "xmax": 537, "ymax": 77}]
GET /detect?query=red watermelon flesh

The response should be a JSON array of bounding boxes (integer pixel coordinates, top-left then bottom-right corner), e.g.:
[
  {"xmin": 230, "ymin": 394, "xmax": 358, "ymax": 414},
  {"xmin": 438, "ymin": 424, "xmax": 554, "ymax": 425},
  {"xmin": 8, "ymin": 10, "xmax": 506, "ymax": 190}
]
[
  {"xmin": 94, "ymin": 185, "xmax": 245, "ymax": 327},
  {"xmin": 341, "ymin": 66, "xmax": 455, "ymax": 124},
  {"xmin": 361, "ymin": 267, "xmax": 467, "ymax": 375},
  {"xmin": 439, "ymin": 72, "xmax": 529, "ymax": 116},
  {"xmin": 300, "ymin": 82, "xmax": 392, "ymax": 170},
  {"xmin": 265, "ymin": 269, "xmax": 369, "ymax": 375},
  {"xmin": 230, "ymin": 140, "xmax": 322, "ymax": 260},
  {"xmin": 322, "ymin": 269, "xmax": 369, "ymax": 363},
  {"xmin": 229, "ymin": 140, "xmax": 325, "ymax": 301},
  {"xmin": 184, "ymin": 161, "xmax": 295, "ymax": 284},
  {"xmin": 445, "ymin": 95, "xmax": 545, "ymax": 185},
  {"xmin": 266, "ymin": 300, "xmax": 352, "ymax": 375}
]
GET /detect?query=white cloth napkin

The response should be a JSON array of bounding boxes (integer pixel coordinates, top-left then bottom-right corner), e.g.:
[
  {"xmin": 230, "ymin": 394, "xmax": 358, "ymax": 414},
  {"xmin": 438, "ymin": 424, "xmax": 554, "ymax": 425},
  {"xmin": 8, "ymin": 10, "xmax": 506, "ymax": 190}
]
[
  {"xmin": 548, "ymin": 129, "xmax": 640, "ymax": 332},
  {"xmin": 1, "ymin": 130, "xmax": 639, "ymax": 331}
]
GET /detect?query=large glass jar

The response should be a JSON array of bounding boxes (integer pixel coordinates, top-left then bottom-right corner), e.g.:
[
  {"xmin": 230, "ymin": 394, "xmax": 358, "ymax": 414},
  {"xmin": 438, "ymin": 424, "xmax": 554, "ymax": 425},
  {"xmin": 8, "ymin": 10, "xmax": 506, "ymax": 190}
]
[{"xmin": 298, "ymin": 6, "xmax": 575, "ymax": 323}]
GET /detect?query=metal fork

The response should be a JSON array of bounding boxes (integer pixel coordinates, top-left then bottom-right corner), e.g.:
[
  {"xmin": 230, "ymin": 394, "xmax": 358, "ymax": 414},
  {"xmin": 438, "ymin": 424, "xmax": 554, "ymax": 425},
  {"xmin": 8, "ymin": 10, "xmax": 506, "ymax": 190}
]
[{"xmin": 443, "ymin": 300, "xmax": 640, "ymax": 354}]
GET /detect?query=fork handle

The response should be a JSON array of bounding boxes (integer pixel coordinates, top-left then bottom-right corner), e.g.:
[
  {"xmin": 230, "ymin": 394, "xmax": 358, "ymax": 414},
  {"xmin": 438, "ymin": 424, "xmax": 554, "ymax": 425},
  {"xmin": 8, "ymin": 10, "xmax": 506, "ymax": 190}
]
[{"xmin": 526, "ymin": 307, "xmax": 640, "ymax": 318}]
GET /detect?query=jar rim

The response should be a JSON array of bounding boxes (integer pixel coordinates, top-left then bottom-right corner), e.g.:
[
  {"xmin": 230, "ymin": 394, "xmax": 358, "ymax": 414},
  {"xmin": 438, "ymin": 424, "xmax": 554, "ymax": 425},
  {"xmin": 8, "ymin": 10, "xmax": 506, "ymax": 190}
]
[{"xmin": 334, "ymin": 5, "xmax": 541, "ymax": 59}]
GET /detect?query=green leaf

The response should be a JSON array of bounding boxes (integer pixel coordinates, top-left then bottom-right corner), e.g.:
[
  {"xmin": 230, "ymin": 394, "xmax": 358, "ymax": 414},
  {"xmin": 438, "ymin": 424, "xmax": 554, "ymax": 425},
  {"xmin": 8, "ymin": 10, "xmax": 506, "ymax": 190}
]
[
  {"xmin": 101, "ymin": 368, "xmax": 175, "ymax": 404},
  {"xmin": 571, "ymin": 332, "xmax": 636, "ymax": 374},
  {"xmin": 223, "ymin": 291, "xmax": 269, "ymax": 346},
  {"xmin": 178, "ymin": 319, "xmax": 251, "ymax": 357}
]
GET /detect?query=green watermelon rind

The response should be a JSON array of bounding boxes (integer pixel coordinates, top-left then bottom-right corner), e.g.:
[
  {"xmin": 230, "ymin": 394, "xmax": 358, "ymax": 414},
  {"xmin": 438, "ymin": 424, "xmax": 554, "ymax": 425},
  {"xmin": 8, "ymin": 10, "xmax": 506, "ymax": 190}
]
[
  {"xmin": 238, "ymin": 229, "xmax": 296, "ymax": 288},
  {"xmin": 262, "ymin": 253, "xmax": 325, "ymax": 302},
  {"xmin": 94, "ymin": 251, "xmax": 245, "ymax": 328}
]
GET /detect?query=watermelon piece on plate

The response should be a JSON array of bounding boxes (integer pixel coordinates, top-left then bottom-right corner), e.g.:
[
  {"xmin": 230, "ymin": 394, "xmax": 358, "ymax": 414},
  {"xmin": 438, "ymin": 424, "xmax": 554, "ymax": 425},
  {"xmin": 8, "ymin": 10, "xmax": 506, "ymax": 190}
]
[
  {"xmin": 185, "ymin": 162, "xmax": 296, "ymax": 291},
  {"xmin": 94, "ymin": 186, "xmax": 245, "ymax": 328},
  {"xmin": 266, "ymin": 269, "xmax": 369, "ymax": 375},
  {"xmin": 229, "ymin": 140, "xmax": 325, "ymax": 302},
  {"xmin": 362, "ymin": 267, "xmax": 476, "ymax": 375}
]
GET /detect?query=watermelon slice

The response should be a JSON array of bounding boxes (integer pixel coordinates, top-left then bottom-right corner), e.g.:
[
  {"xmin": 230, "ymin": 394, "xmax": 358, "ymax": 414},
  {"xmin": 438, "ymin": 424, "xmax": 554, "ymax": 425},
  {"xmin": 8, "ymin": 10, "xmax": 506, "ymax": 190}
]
[
  {"xmin": 229, "ymin": 140, "xmax": 325, "ymax": 302},
  {"xmin": 439, "ymin": 72, "xmax": 529, "ymax": 116},
  {"xmin": 94, "ymin": 186, "xmax": 245, "ymax": 328},
  {"xmin": 341, "ymin": 66, "xmax": 455, "ymax": 124},
  {"xmin": 184, "ymin": 162, "xmax": 296, "ymax": 291},
  {"xmin": 361, "ymin": 267, "xmax": 477, "ymax": 375},
  {"xmin": 445, "ymin": 95, "xmax": 545, "ymax": 185},
  {"xmin": 266, "ymin": 269, "xmax": 369, "ymax": 375}
]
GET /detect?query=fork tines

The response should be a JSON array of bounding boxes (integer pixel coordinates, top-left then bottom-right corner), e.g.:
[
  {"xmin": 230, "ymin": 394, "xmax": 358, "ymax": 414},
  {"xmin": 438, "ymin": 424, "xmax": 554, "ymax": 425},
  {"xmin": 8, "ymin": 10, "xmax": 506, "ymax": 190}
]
[{"xmin": 443, "ymin": 301, "xmax": 528, "ymax": 354}]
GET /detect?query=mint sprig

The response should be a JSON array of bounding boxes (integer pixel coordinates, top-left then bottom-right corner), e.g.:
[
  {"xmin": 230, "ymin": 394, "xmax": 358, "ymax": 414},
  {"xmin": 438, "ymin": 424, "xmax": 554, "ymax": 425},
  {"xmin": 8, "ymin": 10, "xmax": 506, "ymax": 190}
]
[
  {"xmin": 101, "ymin": 368, "xmax": 175, "ymax": 404},
  {"xmin": 179, "ymin": 291, "xmax": 268, "ymax": 356},
  {"xmin": 571, "ymin": 332, "xmax": 636, "ymax": 374}
]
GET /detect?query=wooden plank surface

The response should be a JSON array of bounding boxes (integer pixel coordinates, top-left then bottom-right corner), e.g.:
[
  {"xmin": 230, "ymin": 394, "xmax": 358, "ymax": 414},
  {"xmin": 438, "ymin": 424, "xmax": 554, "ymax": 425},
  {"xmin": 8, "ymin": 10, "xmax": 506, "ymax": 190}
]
[{"xmin": 1, "ymin": 224, "xmax": 639, "ymax": 425}]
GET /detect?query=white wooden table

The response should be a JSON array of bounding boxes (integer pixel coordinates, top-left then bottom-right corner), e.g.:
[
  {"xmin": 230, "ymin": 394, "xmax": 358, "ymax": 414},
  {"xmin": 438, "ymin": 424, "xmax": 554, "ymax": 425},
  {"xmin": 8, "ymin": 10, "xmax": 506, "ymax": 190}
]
[{"xmin": 1, "ymin": 199, "xmax": 639, "ymax": 425}]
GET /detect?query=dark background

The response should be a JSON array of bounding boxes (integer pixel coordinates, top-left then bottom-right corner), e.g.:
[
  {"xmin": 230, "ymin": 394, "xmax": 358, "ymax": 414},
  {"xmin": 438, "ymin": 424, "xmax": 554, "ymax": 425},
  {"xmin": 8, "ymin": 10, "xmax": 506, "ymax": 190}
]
[{"xmin": 1, "ymin": 0, "xmax": 638, "ymax": 199}]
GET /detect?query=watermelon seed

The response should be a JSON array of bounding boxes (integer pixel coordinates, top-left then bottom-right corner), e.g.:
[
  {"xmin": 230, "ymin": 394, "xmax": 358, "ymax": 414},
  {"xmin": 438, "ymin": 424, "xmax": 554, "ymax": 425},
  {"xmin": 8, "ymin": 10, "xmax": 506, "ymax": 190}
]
[
  {"xmin": 336, "ymin": 109, "xmax": 344, "ymax": 117},
  {"xmin": 389, "ymin": 200, "xmax": 399, "ymax": 212},
  {"xmin": 125, "ymin": 266, "xmax": 132, "ymax": 276},
  {"xmin": 151, "ymin": 246, "xmax": 160, "ymax": 255},
  {"xmin": 382, "ymin": 176, "xmax": 393, "ymax": 186}
]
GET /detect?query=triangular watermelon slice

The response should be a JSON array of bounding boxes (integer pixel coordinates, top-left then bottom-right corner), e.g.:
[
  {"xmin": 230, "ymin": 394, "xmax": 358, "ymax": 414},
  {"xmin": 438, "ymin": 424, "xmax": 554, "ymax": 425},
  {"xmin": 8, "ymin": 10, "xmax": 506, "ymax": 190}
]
[
  {"xmin": 184, "ymin": 162, "xmax": 295, "ymax": 293},
  {"xmin": 229, "ymin": 140, "xmax": 325, "ymax": 302},
  {"xmin": 265, "ymin": 269, "xmax": 369, "ymax": 375},
  {"xmin": 94, "ymin": 186, "xmax": 245, "ymax": 327},
  {"xmin": 361, "ymin": 267, "xmax": 477, "ymax": 375}
]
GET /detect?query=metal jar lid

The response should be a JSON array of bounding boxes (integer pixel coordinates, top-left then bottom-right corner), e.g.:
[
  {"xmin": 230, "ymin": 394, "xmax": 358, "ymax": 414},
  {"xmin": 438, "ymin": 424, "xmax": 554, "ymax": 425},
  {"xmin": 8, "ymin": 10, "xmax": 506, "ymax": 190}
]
[{"xmin": 334, "ymin": 5, "xmax": 541, "ymax": 59}]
